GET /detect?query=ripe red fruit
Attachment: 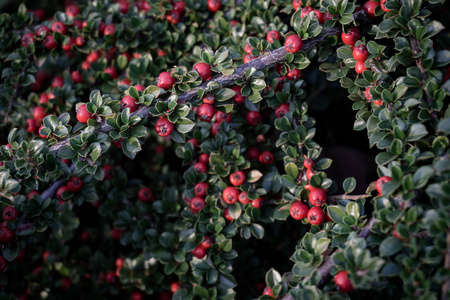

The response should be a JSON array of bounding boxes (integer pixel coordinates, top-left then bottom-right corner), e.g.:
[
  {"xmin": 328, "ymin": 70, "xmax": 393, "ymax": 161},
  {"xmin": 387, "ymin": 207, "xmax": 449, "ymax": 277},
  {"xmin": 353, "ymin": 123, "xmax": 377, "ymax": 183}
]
[
  {"xmin": 0, "ymin": 226, "xmax": 15, "ymax": 244},
  {"xmin": 71, "ymin": 70, "xmax": 83, "ymax": 83},
  {"xmin": 334, "ymin": 270, "xmax": 354, "ymax": 293},
  {"xmin": 355, "ymin": 61, "xmax": 368, "ymax": 74},
  {"xmin": 243, "ymin": 54, "xmax": 257, "ymax": 64},
  {"xmin": 105, "ymin": 66, "xmax": 118, "ymax": 79},
  {"xmin": 309, "ymin": 187, "xmax": 327, "ymax": 206},
  {"xmin": 104, "ymin": 24, "xmax": 116, "ymax": 36},
  {"xmin": 353, "ymin": 45, "xmax": 369, "ymax": 62},
  {"xmin": 244, "ymin": 43, "xmax": 253, "ymax": 54},
  {"xmin": 67, "ymin": 176, "xmax": 83, "ymax": 192},
  {"xmin": 324, "ymin": 11, "xmax": 334, "ymax": 21},
  {"xmin": 380, "ymin": 0, "xmax": 390, "ymax": 12},
  {"xmin": 155, "ymin": 117, "xmax": 174, "ymax": 137},
  {"xmin": 25, "ymin": 118, "xmax": 38, "ymax": 133},
  {"xmin": 166, "ymin": 10, "xmax": 180, "ymax": 24},
  {"xmin": 224, "ymin": 208, "xmax": 234, "ymax": 222},
  {"xmin": 203, "ymin": 94, "xmax": 215, "ymax": 104},
  {"xmin": 247, "ymin": 147, "xmax": 260, "ymax": 161},
  {"xmin": 35, "ymin": 25, "xmax": 50, "ymax": 37},
  {"xmin": 174, "ymin": 1, "xmax": 186, "ymax": 14},
  {"xmin": 187, "ymin": 138, "xmax": 199, "ymax": 148},
  {"xmin": 56, "ymin": 185, "xmax": 70, "ymax": 201},
  {"xmin": 373, "ymin": 99, "xmax": 383, "ymax": 106},
  {"xmin": 363, "ymin": 0, "xmax": 379, "ymax": 18},
  {"xmin": 307, "ymin": 206, "xmax": 325, "ymax": 225},
  {"xmin": 193, "ymin": 162, "xmax": 207, "ymax": 173},
  {"xmin": 157, "ymin": 71, "xmax": 176, "ymax": 90},
  {"xmin": 192, "ymin": 245, "xmax": 207, "ymax": 258},
  {"xmin": 341, "ymin": 27, "xmax": 360, "ymax": 46},
  {"xmin": 33, "ymin": 106, "xmax": 47, "ymax": 121},
  {"xmin": 197, "ymin": 103, "xmax": 215, "ymax": 122},
  {"xmin": 43, "ymin": 35, "xmax": 58, "ymax": 49},
  {"xmin": 21, "ymin": 33, "xmax": 35, "ymax": 48},
  {"xmin": 105, "ymin": 271, "xmax": 116, "ymax": 284},
  {"xmin": 263, "ymin": 286, "xmax": 274, "ymax": 298},
  {"xmin": 111, "ymin": 227, "xmax": 124, "ymax": 239},
  {"xmin": 293, "ymin": 0, "xmax": 302, "ymax": 10},
  {"xmin": 207, "ymin": 0, "xmax": 221, "ymax": 12},
  {"xmin": 230, "ymin": 170, "xmax": 246, "ymax": 186},
  {"xmin": 121, "ymin": 95, "xmax": 139, "ymax": 113},
  {"xmin": 266, "ymin": 30, "xmax": 281, "ymax": 43},
  {"xmin": 274, "ymin": 104, "xmax": 290, "ymax": 119},
  {"xmin": 0, "ymin": 257, "xmax": 7, "ymax": 273},
  {"xmin": 130, "ymin": 291, "xmax": 144, "ymax": 300},
  {"xmin": 66, "ymin": 5, "xmax": 80, "ymax": 17},
  {"xmin": 210, "ymin": 121, "xmax": 219, "ymax": 135},
  {"xmin": 286, "ymin": 68, "xmax": 301, "ymax": 81},
  {"xmin": 215, "ymin": 110, "xmax": 231, "ymax": 123},
  {"xmin": 86, "ymin": 51, "xmax": 99, "ymax": 64},
  {"xmin": 3, "ymin": 206, "xmax": 18, "ymax": 221},
  {"xmin": 198, "ymin": 153, "xmax": 210, "ymax": 164},
  {"xmin": 303, "ymin": 158, "xmax": 314, "ymax": 169},
  {"xmin": 170, "ymin": 282, "xmax": 181, "ymax": 294},
  {"xmin": 62, "ymin": 36, "xmax": 75, "ymax": 52},
  {"xmin": 194, "ymin": 62, "xmax": 212, "ymax": 81},
  {"xmin": 222, "ymin": 186, "xmax": 239, "ymax": 204},
  {"xmin": 76, "ymin": 104, "xmax": 94, "ymax": 123},
  {"xmin": 52, "ymin": 76, "xmax": 65, "ymax": 88},
  {"xmin": 60, "ymin": 278, "xmax": 72, "ymax": 291},
  {"xmin": 246, "ymin": 111, "xmax": 261, "ymax": 126},
  {"xmin": 314, "ymin": 9, "xmax": 325, "ymax": 24},
  {"xmin": 232, "ymin": 86, "xmax": 245, "ymax": 104},
  {"xmin": 259, "ymin": 151, "xmax": 274, "ymax": 165},
  {"xmin": 301, "ymin": 6, "xmax": 314, "ymax": 18},
  {"xmin": 38, "ymin": 125, "xmax": 48, "ymax": 139},
  {"xmin": 138, "ymin": 187, "xmax": 154, "ymax": 202},
  {"xmin": 134, "ymin": 84, "xmax": 145, "ymax": 91},
  {"xmin": 306, "ymin": 168, "xmax": 316, "ymax": 180},
  {"xmin": 376, "ymin": 176, "xmax": 392, "ymax": 195},
  {"xmin": 290, "ymin": 201, "xmax": 308, "ymax": 220},
  {"xmin": 238, "ymin": 191, "xmax": 250, "ymax": 204},
  {"xmin": 251, "ymin": 197, "xmax": 263, "ymax": 209},
  {"xmin": 51, "ymin": 21, "xmax": 67, "ymax": 34},
  {"xmin": 200, "ymin": 236, "xmax": 214, "ymax": 249},
  {"xmin": 190, "ymin": 197, "xmax": 206, "ymax": 213},
  {"xmin": 194, "ymin": 182, "xmax": 209, "ymax": 197},
  {"xmin": 26, "ymin": 190, "xmax": 40, "ymax": 200},
  {"xmin": 285, "ymin": 35, "xmax": 303, "ymax": 53}
]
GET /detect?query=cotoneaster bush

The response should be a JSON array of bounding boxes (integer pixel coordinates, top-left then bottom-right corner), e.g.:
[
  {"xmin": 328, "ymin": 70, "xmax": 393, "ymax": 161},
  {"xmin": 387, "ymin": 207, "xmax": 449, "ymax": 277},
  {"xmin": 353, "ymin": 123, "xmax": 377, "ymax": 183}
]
[{"xmin": 0, "ymin": 0, "xmax": 449, "ymax": 299}]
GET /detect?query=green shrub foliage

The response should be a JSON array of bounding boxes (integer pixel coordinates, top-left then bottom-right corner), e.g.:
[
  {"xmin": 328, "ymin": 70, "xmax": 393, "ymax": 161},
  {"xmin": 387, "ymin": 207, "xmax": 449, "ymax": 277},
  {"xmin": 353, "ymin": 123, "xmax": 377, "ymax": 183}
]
[{"xmin": 0, "ymin": 0, "xmax": 449, "ymax": 299}]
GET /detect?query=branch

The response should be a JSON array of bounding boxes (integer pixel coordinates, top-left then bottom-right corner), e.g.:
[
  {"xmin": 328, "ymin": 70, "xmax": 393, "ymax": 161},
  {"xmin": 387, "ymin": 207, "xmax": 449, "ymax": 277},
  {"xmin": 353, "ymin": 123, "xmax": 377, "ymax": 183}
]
[
  {"xmin": 328, "ymin": 194, "xmax": 370, "ymax": 204},
  {"xmin": 49, "ymin": 27, "xmax": 341, "ymax": 153},
  {"xmin": 281, "ymin": 218, "xmax": 377, "ymax": 300}
]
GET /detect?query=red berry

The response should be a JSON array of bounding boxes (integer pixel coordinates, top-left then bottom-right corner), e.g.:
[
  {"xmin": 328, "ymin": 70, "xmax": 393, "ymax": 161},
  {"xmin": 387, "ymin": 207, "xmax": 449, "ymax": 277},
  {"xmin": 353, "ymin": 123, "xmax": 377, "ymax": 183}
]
[
  {"xmin": 251, "ymin": 197, "xmax": 263, "ymax": 209},
  {"xmin": 246, "ymin": 111, "xmax": 261, "ymax": 126},
  {"xmin": 306, "ymin": 168, "xmax": 316, "ymax": 180},
  {"xmin": 199, "ymin": 153, "xmax": 210, "ymax": 164},
  {"xmin": 259, "ymin": 151, "xmax": 274, "ymax": 165},
  {"xmin": 376, "ymin": 176, "xmax": 392, "ymax": 195},
  {"xmin": 121, "ymin": 95, "xmax": 139, "ymax": 113},
  {"xmin": 103, "ymin": 165, "xmax": 114, "ymax": 180},
  {"xmin": 207, "ymin": 0, "xmax": 221, "ymax": 12},
  {"xmin": 203, "ymin": 94, "xmax": 215, "ymax": 104},
  {"xmin": 266, "ymin": 30, "xmax": 281, "ymax": 43},
  {"xmin": 67, "ymin": 176, "xmax": 83, "ymax": 192},
  {"xmin": 290, "ymin": 201, "xmax": 308, "ymax": 220},
  {"xmin": 244, "ymin": 43, "xmax": 253, "ymax": 54},
  {"xmin": 314, "ymin": 9, "xmax": 325, "ymax": 24},
  {"xmin": 166, "ymin": 10, "xmax": 180, "ymax": 24},
  {"xmin": 353, "ymin": 45, "xmax": 369, "ymax": 62},
  {"xmin": 134, "ymin": 84, "xmax": 145, "ymax": 91},
  {"xmin": 71, "ymin": 70, "xmax": 83, "ymax": 83},
  {"xmin": 263, "ymin": 286, "xmax": 274, "ymax": 298},
  {"xmin": 247, "ymin": 147, "xmax": 260, "ymax": 161},
  {"xmin": 197, "ymin": 103, "xmax": 215, "ymax": 122},
  {"xmin": 200, "ymin": 236, "xmax": 214, "ymax": 249},
  {"xmin": 38, "ymin": 125, "xmax": 48, "ymax": 139},
  {"xmin": 157, "ymin": 71, "xmax": 176, "ymax": 90},
  {"xmin": 293, "ymin": 0, "xmax": 302, "ymax": 10},
  {"xmin": 301, "ymin": 6, "xmax": 314, "ymax": 18},
  {"xmin": 193, "ymin": 162, "xmax": 208, "ymax": 173},
  {"xmin": 286, "ymin": 68, "xmax": 301, "ymax": 81},
  {"xmin": 155, "ymin": 117, "xmax": 174, "ymax": 137},
  {"xmin": 21, "ymin": 33, "xmax": 35, "ymax": 48},
  {"xmin": 51, "ymin": 21, "xmax": 67, "ymax": 34},
  {"xmin": 76, "ymin": 104, "xmax": 94, "ymax": 123},
  {"xmin": 238, "ymin": 191, "xmax": 250, "ymax": 204},
  {"xmin": 105, "ymin": 66, "xmax": 118, "ymax": 79},
  {"xmin": 138, "ymin": 187, "xmax": 154, "ymax": 202},
  {"xmin": 307, "ymin": 206, "xmax": 325, "ymax": 225},
  {"xmin": 170, "ymin": 282, "xmax": 181, "ymax": 294},
  {"xmin": 62, "ymin": 36, "xmax": 75, "ymax": 52},
  {"xmin": 187, "ymin": 138, "xmax": 199, "ymax": 148},
  {"xmin": 194, "ymin": 182, "xmax": 209, "ymax": 197},
  {"xmin": 308, "ymin": 187, "xmax": 327, "ymax": 206},
  {"xmin": 215, "ymin": 110, "xmax": 231, "ymax": 123},
  {"xmin": 229, "ymin": 170, "xmax": 246, "ymax": 186},
  {"xmin": 0, "ymin": 226, "xmax": 15, "ymax": 244},
  {"xmin": 56, "ymin": 185, "xmax": 70, "ymax": 201},
  {"xmin": 192, "ymin": 245, "xmax": 207, "ymax": 258},
  {"xmin": 43, "ymin": 35, "xmax": 58, "ymax": 49},
  {"xmin": 243, "ymin": 54, "xmax": 257, "ymax": 64},
  {"xmin": 341, "ymin": 27, "xmax": 360, "ymax": 46},
  {"xmin": 65, "ymin": 5, "xmax": 80, "ymax": 17},
  {"xmin": 380, "ymin": 0, "xmax": 390, "ymax": 12},
  {"xmin": 373, "ymin": 99, "xmax": 383, "ymax": 106},
  {"xmin": 364, "ymin": 87, "xmax": 372, "ymax": 101},
  {"xmin": 104, "ymin": 24, "xmax": 115, "ymax": 36},
  {"xmin": 86, "ymin": 51, "xmax": 99, "ymax": 64},
  {"xmin": 190, "ymin": 196, "xmax": 206, "ymax": 213},
  {"xmin": 194, "ymin": 62, "xmax": 212, "ymax": 81},
  {"xmin": 303, "ymin": 158, "xmax": 313, "ymax": 169},
  {"xmin": 105, "ymin": 271, "xmax": 116, "ymax": 284},
  {"xmin": 324, "ymin": 11, "xmax": 334, "ymax": 21},
  {"xmin": 231, "ymin": 86, "xmax": 245, "ymax": 104},
  {"xmin": 25, "ymin": 118, "xmax": 38, "ymax": 133},
  {"xmin": 334, "ymin": 270, "xmax": 354, "ymax": 293},
  {"xmin": 285, "ymin": 35, "xmax": 303, "ymax": 53},
  {"xmin": 0, "ymin": 257, "xmax": 7, "ymax": 273},
  {"xmin": 111, "ymin": 227, "xmax": 124, "ymax": 239},
  {"xmin": 173, "ymin": 1, "xmax": 186, "ymax": 14},
  {"xmin": 3, "ymin": 206, "xmax": 18, "ymax": 221},
  {"xmin": 33, "ymin": 106, "xmax": 46, "ymax": 122},
  {"xmin": 52, "ymin": 76, "xmax": 64, "ymax": 88},
  {"xmin": 355, "ymin": 61, "xmax": 368, "ymax": 74},
  {"xmin": 224, "ymin": 208, "xmax": 234, "ymax": 222},
  {"xmin": 35, "ymin": 25, "xmax": 50, "ymax": 37},
  {"xmin": 363, "ymin": 0, "xmax": 379, "ymax": 18},
  {"xmin": 222, "ymin": 186, "xmax": 239, "ymax": 204}
]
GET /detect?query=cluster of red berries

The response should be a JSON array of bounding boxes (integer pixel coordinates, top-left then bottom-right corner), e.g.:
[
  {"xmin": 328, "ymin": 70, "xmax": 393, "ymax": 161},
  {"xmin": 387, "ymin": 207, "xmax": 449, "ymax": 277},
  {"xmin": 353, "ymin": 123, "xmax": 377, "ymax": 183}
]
[
  {"xmin": 289, "ymin": 158, "xmax": 328, "ymax": 225},
  {"xmin": 0, "ymin": 206, "xmax": 19, "ymax": 273},
  {"xmin": 192, "ymin": 236, "xmax": 214, "ymax": 259},
  {"xmin": 55, "ymin": 176, "xmax": 83, "ymax": 204},
  {"xmin": 293, "ymin": 1, "xmax": 335, "ymax": 23}
]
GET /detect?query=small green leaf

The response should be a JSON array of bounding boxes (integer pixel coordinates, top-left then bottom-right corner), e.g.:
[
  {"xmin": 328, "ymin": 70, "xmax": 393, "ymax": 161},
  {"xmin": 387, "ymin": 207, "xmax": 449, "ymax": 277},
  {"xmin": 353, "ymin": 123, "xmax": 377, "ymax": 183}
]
[{"xmin": 343, "ymin": 177, "xmax": 356, "ymax": 194}]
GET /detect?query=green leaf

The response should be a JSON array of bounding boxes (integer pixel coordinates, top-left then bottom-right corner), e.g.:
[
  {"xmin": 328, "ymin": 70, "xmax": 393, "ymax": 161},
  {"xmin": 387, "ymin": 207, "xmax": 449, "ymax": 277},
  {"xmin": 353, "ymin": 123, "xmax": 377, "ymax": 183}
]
[
  {"xmin": 413, "ymin": 166, "xmax": 434, "ymax": 189},
  {"xmin": 274, "ymin": 117, "xmax": 291, "ymax": 131},
  {"xmin": 215, "ymin": 88, "xmax": 236, "ymax": 102},
  {"xmin": 265, "ymin": 268, "xmax": 282, "ymax": 288},
  {"xmin": 343, "ymin": 177, "xmax": 356, "ymax": 194},
  {"xmin": 285, "ymin": 163, "xmax": 299, "ymax": 179},
  {"xmin": 375, "ymin": 152, "xmax": 398, "ymax": 165},
  {"xmin": 406, "ymin": 123, "xmax": 428, "ymax": 142},
  {"xmin": 380, "ymin": 236, "xmax": 403, "ymax": 257},
  {"xmin": 346, "ymin": 202, "xmax": 360, "ymax": 219},
  {"xmin": 327, "ymin": 206, "xmax": 346, "ymax": 224},
  {"xmin": 437, "ymin": 118, "xmax": 450, "ymax": 134},
  {"xmin": 250, "ymin": 223, "xmax": 265, "ymax": 239},
  {"xmin": 176, "ymin": 118, "xmax": 196, "ymax": 134},
  {"xmin": 314, "ymin": 158, "xmax": 332, "ymax": 170}
]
